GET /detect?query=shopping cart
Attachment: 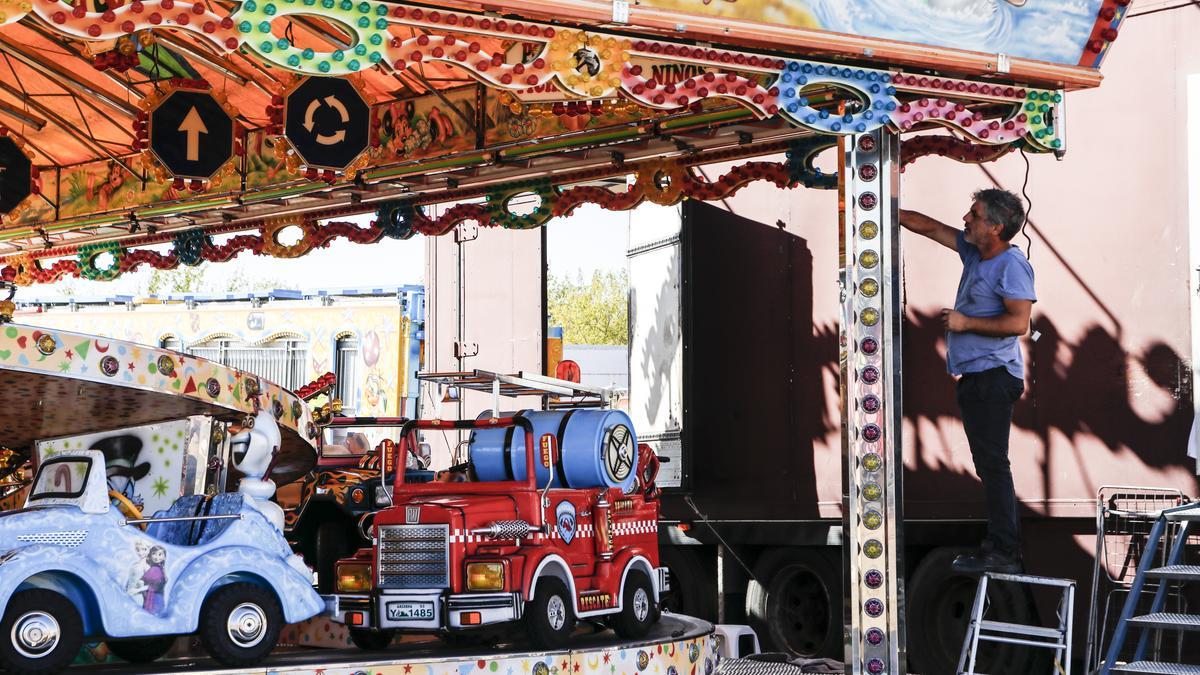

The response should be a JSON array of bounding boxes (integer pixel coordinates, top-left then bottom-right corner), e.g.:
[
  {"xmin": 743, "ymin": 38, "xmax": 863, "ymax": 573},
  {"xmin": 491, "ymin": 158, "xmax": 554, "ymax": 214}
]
[{"xmin": 1084, "ymin": 486, "xmax": 1191, "ymax": 674}]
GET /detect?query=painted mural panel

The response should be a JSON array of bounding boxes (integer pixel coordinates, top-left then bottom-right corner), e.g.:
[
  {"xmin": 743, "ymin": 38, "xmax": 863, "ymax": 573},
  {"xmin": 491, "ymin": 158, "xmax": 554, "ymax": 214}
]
[
  {"xmin": 374, "ymin": 86, "xmax": 478, "ymax": 163},
  {"xmin": 638, "ymin": 0, "xmax": 1111, "ymax": 67},
  {"xmin": 34, "ymin": 419, "xmax": 208, "ymax": 517}
]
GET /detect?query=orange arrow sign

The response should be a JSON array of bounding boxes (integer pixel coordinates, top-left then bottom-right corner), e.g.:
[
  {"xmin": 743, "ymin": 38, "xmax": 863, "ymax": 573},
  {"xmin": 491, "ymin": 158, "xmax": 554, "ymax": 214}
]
[{"xmin": 179, "ymin": 106, "xmax": 208, "ymax": 162}]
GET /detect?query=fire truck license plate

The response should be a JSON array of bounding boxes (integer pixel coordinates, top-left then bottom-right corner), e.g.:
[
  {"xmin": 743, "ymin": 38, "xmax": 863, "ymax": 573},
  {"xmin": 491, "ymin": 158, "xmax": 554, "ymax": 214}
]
[{"xmin": 387, "ymin": 601, "xmax": 435, "ymax": 621}]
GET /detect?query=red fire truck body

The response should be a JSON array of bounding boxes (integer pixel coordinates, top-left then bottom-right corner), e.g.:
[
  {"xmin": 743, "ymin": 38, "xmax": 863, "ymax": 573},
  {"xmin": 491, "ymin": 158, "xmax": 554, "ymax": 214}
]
[{"xmin": 325, "ymin": 415, "xmax": 668, "ymax": 649}]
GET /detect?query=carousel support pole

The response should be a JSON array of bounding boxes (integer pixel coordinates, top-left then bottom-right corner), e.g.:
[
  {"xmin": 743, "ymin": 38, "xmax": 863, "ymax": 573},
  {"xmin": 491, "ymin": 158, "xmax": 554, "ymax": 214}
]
[{"xmin": 840, "ymin": 127, "xmax": 906, "ymax": 675}]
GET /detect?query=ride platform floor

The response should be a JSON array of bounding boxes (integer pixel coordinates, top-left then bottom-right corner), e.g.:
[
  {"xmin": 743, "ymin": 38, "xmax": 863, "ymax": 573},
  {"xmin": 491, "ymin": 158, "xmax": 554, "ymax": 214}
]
[{"xmin": 72, "ymin": 614, "xmax": 717, "ymax": 675}]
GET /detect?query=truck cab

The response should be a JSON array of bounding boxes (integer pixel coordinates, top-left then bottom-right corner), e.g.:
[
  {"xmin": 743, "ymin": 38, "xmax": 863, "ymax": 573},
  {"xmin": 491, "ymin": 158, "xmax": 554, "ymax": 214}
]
[{"xmin": 325, "ymin": 411, "xmax": 668, "ymax": 650}]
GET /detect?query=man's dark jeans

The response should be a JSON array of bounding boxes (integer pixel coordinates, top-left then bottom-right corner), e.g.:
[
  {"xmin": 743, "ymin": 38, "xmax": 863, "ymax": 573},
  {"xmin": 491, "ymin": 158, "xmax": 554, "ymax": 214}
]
[{"xmin": 956, "ymin": 366, "xmax": 1025, "ymax": 558}]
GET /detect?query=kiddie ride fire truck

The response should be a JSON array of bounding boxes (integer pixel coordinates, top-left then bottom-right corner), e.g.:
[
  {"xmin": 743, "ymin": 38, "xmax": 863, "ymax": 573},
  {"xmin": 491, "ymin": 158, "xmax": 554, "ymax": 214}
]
[{"xmin": 324, "ymin": 410, "xmax": 668, "ymax": 650}]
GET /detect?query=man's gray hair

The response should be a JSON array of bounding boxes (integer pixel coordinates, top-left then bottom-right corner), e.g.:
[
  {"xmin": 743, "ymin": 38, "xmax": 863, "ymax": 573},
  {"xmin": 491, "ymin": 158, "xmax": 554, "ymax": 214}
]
[{"xmin": 972, "ymin": 188, "xmax": 1025, "ymax": 241}]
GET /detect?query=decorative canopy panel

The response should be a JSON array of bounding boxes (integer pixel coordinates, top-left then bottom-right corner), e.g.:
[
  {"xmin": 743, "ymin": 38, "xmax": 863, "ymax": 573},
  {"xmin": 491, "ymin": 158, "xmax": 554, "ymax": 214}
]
[
  {"xmin": 0, "ymin": 322, "xmax": 319, "ymax": 484},
  {"xmin": 0, "ymin": 0, "xmax": 1129, "ymax": 284}
]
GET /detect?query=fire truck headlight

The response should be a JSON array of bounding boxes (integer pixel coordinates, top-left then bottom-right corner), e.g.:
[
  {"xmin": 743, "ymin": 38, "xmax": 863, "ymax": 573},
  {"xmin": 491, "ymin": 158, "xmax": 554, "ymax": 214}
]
[
  {"xmin": 337, "ymin": 563, "xmax": 373, "ymax": 592},
  {"xmin": 466, "ymin": 562, "xmax": 505, "ymax": 591},
  {"xmin": 374, "ymin": 485, "xmax": 392, "ymax": 506}
]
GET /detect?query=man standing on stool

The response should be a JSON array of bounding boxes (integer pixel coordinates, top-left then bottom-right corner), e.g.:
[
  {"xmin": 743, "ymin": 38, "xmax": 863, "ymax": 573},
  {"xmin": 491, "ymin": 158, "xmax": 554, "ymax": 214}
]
[{"xmin": 900, "ymin": 189, "xmax": 1036, "ymax": 574}]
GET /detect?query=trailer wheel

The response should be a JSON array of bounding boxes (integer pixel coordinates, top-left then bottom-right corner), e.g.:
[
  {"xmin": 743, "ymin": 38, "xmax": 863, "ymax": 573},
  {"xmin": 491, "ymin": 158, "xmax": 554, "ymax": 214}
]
[
  {"xmin": 658, "ymin": 546, "xmax": 717, "ymax": 621},
  {"xmin": 198, "ymin": 582, "xmax": 283, "ymax": 667},
  {"xmin": 906, "ymin": 547, "xmax": 1045, "ymax": 675},
  {"xmin": 0, "ymin": 589, "xmax": 84, "ymax": 675},
  {"xmin": 348, "ymin": 628, "xmax": 396, "ymax": 651},
  {"xmin": 612, "ymin": 570, "xmax": 659, "ymax": 639},
  {"xmin": 106, "ymin": 636, "xmax": 177, "ymax": 663},
  {"xmin": 315, "ymin": 519, "xmax": 351, "ymax": 594},
  {"xmin": 745, "ymin": 547, "xmax": 841, "ymax": 659},
  {"xmin": 525, "ymin": 577, "xmax": 575, "ymax": 649}
]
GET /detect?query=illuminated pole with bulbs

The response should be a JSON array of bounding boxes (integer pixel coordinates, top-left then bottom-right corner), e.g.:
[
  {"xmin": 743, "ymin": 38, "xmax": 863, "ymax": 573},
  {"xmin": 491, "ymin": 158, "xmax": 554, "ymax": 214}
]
[{"xmin": 840, "ymin": 127, "xmax": 905, "ymax": 675}]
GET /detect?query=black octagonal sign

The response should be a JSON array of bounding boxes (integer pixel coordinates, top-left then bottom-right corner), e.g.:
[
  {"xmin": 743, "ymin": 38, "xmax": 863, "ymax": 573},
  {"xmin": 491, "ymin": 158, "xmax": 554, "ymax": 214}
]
[
  {"xmin": 0, "ymin": 137, "xmax": 32, "ymax": 216},
  {"xmin": 284, "ymin": 77, "xmax": 370, "ymax": 172},
  {"xmin": 149, "ymin": 90, "xmax": 234, "ymax": 181}
]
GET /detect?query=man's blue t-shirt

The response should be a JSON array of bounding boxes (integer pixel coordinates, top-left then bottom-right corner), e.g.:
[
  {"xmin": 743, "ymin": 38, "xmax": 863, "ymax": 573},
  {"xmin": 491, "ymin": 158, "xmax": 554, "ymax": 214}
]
[{"xmin": 947, "ymin": 231, "xmax": 1036, "ymax": 379}]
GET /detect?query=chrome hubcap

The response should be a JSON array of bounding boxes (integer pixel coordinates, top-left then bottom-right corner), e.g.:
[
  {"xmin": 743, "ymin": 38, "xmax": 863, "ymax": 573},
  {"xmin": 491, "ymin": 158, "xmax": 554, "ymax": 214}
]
[
  {"xmin": 547, "ymin": 595, "xmax": 566, "ymax": 631},
  {"xmin": 226, "ymin": 603, "xmax": 267, "ymax": 648},
  {"xmin": 12, "ymin": 611, "xmax": 60, "ymax": 659},
  {"xmin": 633, "ymin": 587, "xmax": 650, "ymax": 622}
]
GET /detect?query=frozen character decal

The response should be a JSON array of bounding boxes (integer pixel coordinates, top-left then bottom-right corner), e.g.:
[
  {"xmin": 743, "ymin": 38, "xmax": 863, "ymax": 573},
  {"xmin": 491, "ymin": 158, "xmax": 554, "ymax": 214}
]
[
  {"xmin": 231, "ymin": 408, "xmax": 286, "ymax": 532},
  {"xmin": 124, "ymin": 540, "xmax": 150, "ymax": 604},
  {"xmin": 141, "ymin": 546, "xmax": 167, "ymax": 615},
  {"xmin": 92, "ymin": 434, "xmax": 150, "ymax": 504},
  {"xmin": 125, "ymin": 542, "xmax": 167, "ymax": 616}
]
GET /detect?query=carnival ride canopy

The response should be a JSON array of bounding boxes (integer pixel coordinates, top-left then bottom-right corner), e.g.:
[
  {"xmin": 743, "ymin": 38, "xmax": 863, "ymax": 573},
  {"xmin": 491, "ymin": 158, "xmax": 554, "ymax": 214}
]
[{"xmin": 0, "ymin": 0, "xmax": 1127, "ymax": 284}]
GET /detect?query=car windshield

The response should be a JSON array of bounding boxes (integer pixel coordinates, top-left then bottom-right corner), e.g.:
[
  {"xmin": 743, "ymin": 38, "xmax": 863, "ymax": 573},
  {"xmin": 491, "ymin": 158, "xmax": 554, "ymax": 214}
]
[
  {"xmin": 322, "ymin": 426, "xmax": 401, "ymax": 458},
  {"xmin": 29, "ymin": 457, "xmax": 92, "ymax": 500}
]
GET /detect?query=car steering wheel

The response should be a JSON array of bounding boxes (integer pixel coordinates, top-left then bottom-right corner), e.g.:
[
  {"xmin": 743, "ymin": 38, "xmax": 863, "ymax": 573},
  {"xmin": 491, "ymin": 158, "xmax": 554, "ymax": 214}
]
[{"xmin": 109, "ymin": 490, "xmax": 146, "ymax": 530}]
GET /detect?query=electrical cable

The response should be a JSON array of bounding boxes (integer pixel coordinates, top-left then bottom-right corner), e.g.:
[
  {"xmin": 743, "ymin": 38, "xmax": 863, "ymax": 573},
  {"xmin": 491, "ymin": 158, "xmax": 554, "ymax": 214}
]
[{"xmin": 1018, "ymin": 146, "xmax": 1033, "ymax": 262}]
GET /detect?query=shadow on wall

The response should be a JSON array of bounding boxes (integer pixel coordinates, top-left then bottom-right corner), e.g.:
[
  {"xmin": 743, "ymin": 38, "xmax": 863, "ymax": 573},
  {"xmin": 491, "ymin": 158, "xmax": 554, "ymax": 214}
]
[{"xmin": 650, "ymin": 200, "xmax": 1196, "ymax": 522}]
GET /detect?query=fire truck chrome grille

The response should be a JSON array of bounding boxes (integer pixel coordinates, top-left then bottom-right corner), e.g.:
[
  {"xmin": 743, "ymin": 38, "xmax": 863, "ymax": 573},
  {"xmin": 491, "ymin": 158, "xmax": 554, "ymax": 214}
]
[{"xmin": 378, "ymin": 524, "xmax": 449, "ymax": 588}]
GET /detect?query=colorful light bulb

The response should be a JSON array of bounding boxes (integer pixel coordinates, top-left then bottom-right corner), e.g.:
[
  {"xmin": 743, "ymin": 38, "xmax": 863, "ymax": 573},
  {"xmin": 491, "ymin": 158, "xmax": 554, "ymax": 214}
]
[
  {"xmin": 864, "ymin": 570, "xmax": 883, "ymax": 589},
  {"xmin": 860, "ymin": 220, "xmax": 878, "ymax": 239},
  {"xmin": 863, "ymin": 482, "xmax": 882, "ymax": 501},
  {"xmin": 863, "ymin": 539, "xmax": 883, "ymax": 558},
  {"xmin": 864, "ymin": 509, "xmax": 883, "ymax": 529},
  {"xmin": 862, "ymin": 453, "xmax": 882, "ymax": 472},
  {"xmin": 865, "ymin": 628, "xmax": 885, "ymax": 646},
  {"xmin": 860, "ymin": 250, "xmax": 879, "ymax": 268},
  {"xmin": 865, "ymin": 598, "xmax": 884, "ymax": 617},
  {"xmin": 860, "ymin": 336, "xmax": 879, "ymax": 354}
]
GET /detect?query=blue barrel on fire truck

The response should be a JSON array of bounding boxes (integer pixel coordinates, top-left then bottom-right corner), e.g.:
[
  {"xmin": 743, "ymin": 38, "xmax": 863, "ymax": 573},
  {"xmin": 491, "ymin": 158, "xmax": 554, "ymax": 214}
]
[{"xmin": 470, "ymin": 409, "xmax": 637, "ymax": 492}]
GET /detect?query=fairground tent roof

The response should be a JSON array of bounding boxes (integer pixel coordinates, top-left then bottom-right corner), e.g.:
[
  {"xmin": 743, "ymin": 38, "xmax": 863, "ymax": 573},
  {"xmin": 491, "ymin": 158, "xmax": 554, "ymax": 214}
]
[{"xmin": 0, "ymin": 0, "xmax": 1127, "ymax": 283}]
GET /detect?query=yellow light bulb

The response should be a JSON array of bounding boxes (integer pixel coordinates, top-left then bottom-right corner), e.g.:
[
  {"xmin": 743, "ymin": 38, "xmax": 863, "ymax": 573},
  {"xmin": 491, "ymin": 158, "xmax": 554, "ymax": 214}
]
[
  {"xmin": 863, "ymin": 482, "xmax": 882, "ymax": 501},
  {"xmin": 863, "ymin": 510, "xmax": 882, "ymax": 529},
  {"xmin": 863, "ymin": 539, "xmax": 883, "ymax": 558},
  {"xmin": 860, "ymin": 220, "xmax": 878, "ymax": 239},
  {"xmin": 860, "ymin": 308, "xmax": 879, "ymax": 327},
  {"xmin": 862, "ymin": 453, "xmax": 882, "ymax": 472},
  {"xmin": 859, "ymin": 250, "xmax": 879, "ymax": 268},
  {"xmin": 860, "ymin": 278, "xmax": 879, "ymax": 297}
]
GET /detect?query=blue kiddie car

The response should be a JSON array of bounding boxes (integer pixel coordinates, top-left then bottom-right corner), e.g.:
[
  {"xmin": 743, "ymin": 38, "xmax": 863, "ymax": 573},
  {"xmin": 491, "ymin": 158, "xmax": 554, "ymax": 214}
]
[{"xmin": 0, "ymin": 448, "xmax": 324, "ymax": 674}]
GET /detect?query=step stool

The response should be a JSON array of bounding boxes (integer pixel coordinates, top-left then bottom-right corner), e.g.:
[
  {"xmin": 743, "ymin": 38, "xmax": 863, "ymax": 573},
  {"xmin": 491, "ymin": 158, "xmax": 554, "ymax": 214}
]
[
  {"xmin": 713, "ymin": 624, "xmax": 761, "ymax": 659},
  {"xmin": 957, "ymin": 571, "xmax": 1076, "ymax": 675}
]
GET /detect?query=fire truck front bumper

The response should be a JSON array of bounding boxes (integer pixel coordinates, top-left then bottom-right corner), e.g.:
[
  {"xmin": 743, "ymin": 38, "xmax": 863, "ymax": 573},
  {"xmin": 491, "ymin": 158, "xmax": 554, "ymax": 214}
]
[
  {"xmin": 323, "ymin": 590, "xmax": 522, "ymax": 631},
  {"xmin": 445, "ymin": 592, "xmax": 523, "ymax": 629}
]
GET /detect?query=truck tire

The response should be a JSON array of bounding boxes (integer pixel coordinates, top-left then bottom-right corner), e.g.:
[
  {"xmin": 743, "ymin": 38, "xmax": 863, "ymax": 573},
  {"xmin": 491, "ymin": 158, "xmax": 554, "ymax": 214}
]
[
  {"xmin": 525, "ymin": 577, "xmax": 576, "ymax": 649},
  {"xmin": 612, "ymin": 570, "xmax": 659, "ymax": 639},
  {"xmin": 745, "ymin": 547, "xmax": 841, "ymax": 659},
  {"xmin": 106, "ymin": 636, "xmax": 176, "ymax": 663},
  {"xmin": 0, "ymin": 589, "xmax": 84, "ymax": 675},
  {"xmin": 315, "ymin": 519, "xmax": 351, "ymax": 593},
  {"xmin": 348, "ymin": 627, "xmax": 396, "ymax": 651},
  {"xmin": 198, "ymin": 582, "xmax": 283, "ymax": 667},
  {"xmin": 906, "ymin": 547, "xmax": 1045, "ymax": 675},
  {"xmin": 658, "ymin": 546, "xmax": 717, "ymax": 621}
]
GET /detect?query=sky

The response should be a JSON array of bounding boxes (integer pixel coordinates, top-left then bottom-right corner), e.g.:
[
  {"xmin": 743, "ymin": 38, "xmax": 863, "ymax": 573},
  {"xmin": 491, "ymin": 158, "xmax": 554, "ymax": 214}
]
[{"xmin": 24, "ymin": 204, "xmax": 630, "ymax": 301}]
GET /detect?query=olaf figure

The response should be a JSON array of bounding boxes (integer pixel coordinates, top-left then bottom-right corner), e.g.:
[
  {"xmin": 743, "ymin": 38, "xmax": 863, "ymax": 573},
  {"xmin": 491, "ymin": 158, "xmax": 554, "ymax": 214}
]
[{"xmin": 231, "ymin": 408, "xmax": 285, "ymax": 532}]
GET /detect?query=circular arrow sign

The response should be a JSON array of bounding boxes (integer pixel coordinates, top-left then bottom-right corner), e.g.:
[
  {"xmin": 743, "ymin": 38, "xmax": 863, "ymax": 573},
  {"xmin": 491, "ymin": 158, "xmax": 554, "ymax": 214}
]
[
  {"xmin": 0, "ymin": 137, "xmax": 32, "ymax": 216},
  {"xmin": 284, "ymin": 77, "xmax": 370, "ymax": 172},
  {"xmin": 149, "ymin": 90, "xmax": 235, "ymax": 181}
]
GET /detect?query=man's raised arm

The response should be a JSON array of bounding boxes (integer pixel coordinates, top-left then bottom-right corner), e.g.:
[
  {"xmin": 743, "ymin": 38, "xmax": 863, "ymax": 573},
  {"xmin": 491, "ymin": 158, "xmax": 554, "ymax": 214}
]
[{"xmin": 899, "ymin": 209, "xmax": 959, "ymax": 251}]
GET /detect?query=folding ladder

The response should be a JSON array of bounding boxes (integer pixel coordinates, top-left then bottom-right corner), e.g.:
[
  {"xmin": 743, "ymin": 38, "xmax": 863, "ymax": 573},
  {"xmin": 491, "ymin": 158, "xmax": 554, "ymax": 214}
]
[
  {"xmin": 1101, "ymin": 502, "xmax": 1200, "ymax": 674},
  {"xmin": 957, "ymin": 571, "xmax": 1076, "ymax": 675}
]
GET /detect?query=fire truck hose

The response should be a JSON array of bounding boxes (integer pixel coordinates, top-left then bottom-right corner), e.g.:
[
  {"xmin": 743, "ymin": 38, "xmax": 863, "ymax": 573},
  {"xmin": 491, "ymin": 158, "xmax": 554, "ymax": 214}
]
[{"xmin": 472, "ymin": 520, "xmax": 536, "ymax": 540}]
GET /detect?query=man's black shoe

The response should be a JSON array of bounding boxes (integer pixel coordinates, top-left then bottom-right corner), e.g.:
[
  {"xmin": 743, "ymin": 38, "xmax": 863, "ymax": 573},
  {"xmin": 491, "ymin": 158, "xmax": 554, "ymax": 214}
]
[{"xmin": 950, "ymin": 549, "xmax": 1022, "ymax": 575}]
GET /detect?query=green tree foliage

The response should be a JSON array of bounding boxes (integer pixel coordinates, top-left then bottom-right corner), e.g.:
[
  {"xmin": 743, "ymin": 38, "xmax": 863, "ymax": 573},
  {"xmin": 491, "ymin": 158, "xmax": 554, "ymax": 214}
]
[{"xmin": 548, "ymin": 269, "xmax": 628, "ymax": 345}]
